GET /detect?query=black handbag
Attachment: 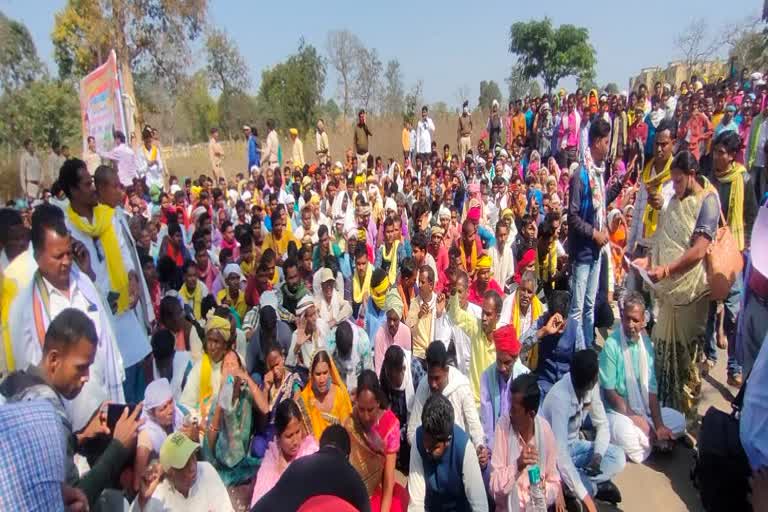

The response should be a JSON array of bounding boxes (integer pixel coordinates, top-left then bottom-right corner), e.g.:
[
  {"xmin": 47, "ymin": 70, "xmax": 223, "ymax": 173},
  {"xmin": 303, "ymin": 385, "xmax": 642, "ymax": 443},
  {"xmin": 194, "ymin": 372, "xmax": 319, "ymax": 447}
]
[{"xmin": 692, "ymin": 380, "xmax": 752, "ymax": 511}]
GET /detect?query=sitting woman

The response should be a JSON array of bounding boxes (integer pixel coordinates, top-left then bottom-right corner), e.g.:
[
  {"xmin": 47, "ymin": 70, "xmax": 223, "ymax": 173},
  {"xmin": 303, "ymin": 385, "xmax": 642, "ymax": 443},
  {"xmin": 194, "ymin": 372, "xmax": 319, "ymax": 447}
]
[
  {"xmin": 379, "ymin": 345, "xmax": 414, "ymax": 474},
  {"xmin": 250, "ymin": 344, "xmax": 305, "ymax": 458},
  {"xmin": 297, "ymin": 349, "xmax": 352, "ymax": 441},
  {"xmin": 203, "ymin": 349, "xmax": 269, "ymax": 487},
  {"xmin": 180, "ymin": 309, "xmax": 236, "ymax": 420},
  {"xmin": 133, "ymin": 377, "xmax": 184, "ymax": 492},
  {"xmin": 345, "ymin": 370, "xmax": 409, "ymax": 512},
  {"xmin": 249, "ymin": 399, "xmax": 319, "ymax": 506}
]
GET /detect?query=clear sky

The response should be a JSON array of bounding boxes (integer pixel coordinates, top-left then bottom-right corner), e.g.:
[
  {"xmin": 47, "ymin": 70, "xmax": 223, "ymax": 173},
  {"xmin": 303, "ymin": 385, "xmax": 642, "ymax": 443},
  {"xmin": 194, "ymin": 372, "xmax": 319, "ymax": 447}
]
[{"xmin": 1, "ymin": 0, "xmax": 759, "ymax": 105}]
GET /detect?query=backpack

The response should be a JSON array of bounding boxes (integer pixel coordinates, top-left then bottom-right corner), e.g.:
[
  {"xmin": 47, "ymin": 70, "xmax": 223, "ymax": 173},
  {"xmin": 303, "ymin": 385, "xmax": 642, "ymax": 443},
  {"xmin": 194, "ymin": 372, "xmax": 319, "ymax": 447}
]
[{"xmin": 691, "ymin": 380, "xmax": 752, "ymax": 511}]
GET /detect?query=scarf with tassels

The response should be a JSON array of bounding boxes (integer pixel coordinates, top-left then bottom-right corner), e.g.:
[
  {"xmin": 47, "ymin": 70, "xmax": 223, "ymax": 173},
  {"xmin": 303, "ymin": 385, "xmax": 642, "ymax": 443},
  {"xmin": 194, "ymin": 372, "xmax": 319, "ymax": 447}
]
[{"xmin": 715, "ymin": 161, "xmax": 746, "ymax": 251}]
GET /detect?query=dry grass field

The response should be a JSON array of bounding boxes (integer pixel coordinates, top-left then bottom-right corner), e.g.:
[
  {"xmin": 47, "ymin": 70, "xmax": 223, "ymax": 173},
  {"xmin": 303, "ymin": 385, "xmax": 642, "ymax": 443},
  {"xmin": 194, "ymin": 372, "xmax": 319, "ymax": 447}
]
[{"xmin": 0, "ymin": 110, "xmax": 493, "ymax": 201}]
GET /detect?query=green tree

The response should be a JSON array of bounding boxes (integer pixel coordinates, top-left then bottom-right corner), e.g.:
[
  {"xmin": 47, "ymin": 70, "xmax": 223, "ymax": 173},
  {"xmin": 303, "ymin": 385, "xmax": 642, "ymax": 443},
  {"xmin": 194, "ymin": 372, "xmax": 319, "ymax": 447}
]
[
  {"xmin": 0, "ymin": 11, "xmax": 42, "ymax": 92},
  {"xmin": 506, "ymin": 64, "xmax": 533, "ymax": 102},
  {"xmin": 320, "ymin": 99, "xmax": 341, "ymax": 127},
  {"xmin": 723, "ymin": 18, "xmax": 768, "ymax": 71},
  {"xmin": 218, "ymin": 89, "xmax": 257, "ymax": 140},
  {"xmin": 205, "ymin": 27, "xmax": 250, "ymax": 94},
  {"xmin": 0, "ymin": 79, "xmax": 80, "ymax": 148},
  {"xmin": 52, "ymin": 0, "xmax": 208, "ymax": 127},
  {"xmin": 529, "ymin": 81, "xmax": 542, "ymax": 98},
  {"xmin": 604, "ymin": 82, "xmax": 619, "ymax": 95},
  {"xmin": 256, "ymin": 39, "xmax": 326, "ymax": 134},
  {"xmin": 509, "ymin": 18, "xmax": 596, "ymax": 94},
  {"xmin": 404, "ymin": 80, "xmax": 423, "ymax": 121},
  {"xmin": 381, "ymin": 59, "xmax": 405, "ymax": 115},
  {"xmin": 478, "ymin": 80, "xmax": 503, "ymax": 111},
  {"xmin": 577, "ymin": 69, "xmax": 598, "ymax": 93},
  {"xmin": 176, "ymin": 71, "xmax": 218, "ymax": 142}
]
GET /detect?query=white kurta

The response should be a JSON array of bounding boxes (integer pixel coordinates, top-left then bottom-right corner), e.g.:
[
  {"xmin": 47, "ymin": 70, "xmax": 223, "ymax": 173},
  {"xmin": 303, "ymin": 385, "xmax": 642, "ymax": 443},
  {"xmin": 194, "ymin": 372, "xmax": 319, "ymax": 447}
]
[
  {"xmin": 128, "ymin": 462, "xmax": 234, "ymax": 512},
  {"xmin": 65, "ymin": 211, "xmax": 151, "ymax": 368}
]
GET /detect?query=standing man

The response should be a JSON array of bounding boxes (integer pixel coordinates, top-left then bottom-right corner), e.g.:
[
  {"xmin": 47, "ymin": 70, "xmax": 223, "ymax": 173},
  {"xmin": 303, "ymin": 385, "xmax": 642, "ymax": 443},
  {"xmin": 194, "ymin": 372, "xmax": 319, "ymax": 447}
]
[
  {"xmin": 58, "ymin": 159, "xmax": 153, "ymax": 403},
  {"xmin": 47, "ymin": 143, "xmax": 66, "ymax": 188},
  {"xmin": 416, "ymin": 106, "xmax": 436, "ymax": 163},
  {"xmin": 136, "ymin": 126, "xmax": 165, "ymax": 191},
  {"xmin": 316, "ymin": 119, "xmax": 330, "ymax": 165},
  {"xmin": 746, "ymin": 100, "xmax": 768, "ymax": 203},
  {"xmin": 209, "ymin": 127, "xmax": 225, "ymax": 181},
  {"xmin": 510, "ymin": 100, "xmax": 527, "ymax": 144},
  {"xmin": 567, "ymin": 119, "xmax": 624, "ymax": 347},
  {"xmin": 83, "ymin": 136, "xmax": 102, "ymax": 176},
  {"xmin": 19, "ymin": 138, "xmax": 42, "ymax": 200},
  {"xmin": 353, "ymin": 109, "xmax": 372, "ymax": 168},
  {"xmin": 244, "ymin": 124, "xmax": 261, "ymax": 172},
  {"xmin": 457, "ymin": 102, "xmax": 473, "ymax": 162},
  {"xmin": 99, "ymin": 131, "xmax": 138, "ymax": 187},
  {"xmin": 263, "ymin": 120, "xmax": 279, "ymax": 169},
  {"xmin": 289, "ymin": 128, "xmax": 305, "ymax": 169}
]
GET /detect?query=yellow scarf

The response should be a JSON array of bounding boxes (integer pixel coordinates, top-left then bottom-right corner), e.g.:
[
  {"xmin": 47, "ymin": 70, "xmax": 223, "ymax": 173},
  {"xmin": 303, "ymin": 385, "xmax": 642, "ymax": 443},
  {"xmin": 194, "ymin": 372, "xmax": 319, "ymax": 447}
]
[
  {"xmin": 353, "ymin": 263, "xmax": 372, "ymax": 303},
  {"xmin": 371, "ymin": 276, "xmax": 390, "ymax": 310},
  {"xmin": 459, "ymin": 239, "xmax": 478, "ymax": 273},
  {"xmin": 1, "ymin": 273, "xmax": 18, "ymax": 372},
  {"xmin": 536, "ymin": 241, "xmax": 557, "ymax": 284},
  {"xmin": 179, "ymin": 282, "xmax": 203, "ymax": 320},
  {"xmin": 381, "ymin": 240, "xmax": 400, "ymax": 286},
  {"xmin": 240, "ymin": 257, "xmax": 255, "ymax": 278},
  {"xmin": 715, "ymin": 162, "xmax": 746, "ymax": 251},
  {"xmin": 270, "ymin": 268, "xmax": 279, "ymax": 286},
  {"xmin": 143, "ymin": 144, "xmax": 158, "ymax": 162},
  {"xmin": 199, "ymin": 353, "xmax": 213, "ymax": 414},
  {"xmin": 512, "ymin": 293, "xmax": 544, "ymax": 368},
  {"xmin": 641, "ymin": 156, "xmax": 672, "ymax": 239},
  {"xmin": 66, "ymin": 205, "xmax": 130, "ymax": 314}
]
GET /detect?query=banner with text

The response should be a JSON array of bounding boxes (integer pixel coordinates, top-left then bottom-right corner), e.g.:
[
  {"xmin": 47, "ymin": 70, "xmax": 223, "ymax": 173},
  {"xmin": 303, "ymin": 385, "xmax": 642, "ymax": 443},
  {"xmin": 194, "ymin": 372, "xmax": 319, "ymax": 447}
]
[{"xmin": 79, "ymin": 50, "xmax": 126, "ymax": 154}]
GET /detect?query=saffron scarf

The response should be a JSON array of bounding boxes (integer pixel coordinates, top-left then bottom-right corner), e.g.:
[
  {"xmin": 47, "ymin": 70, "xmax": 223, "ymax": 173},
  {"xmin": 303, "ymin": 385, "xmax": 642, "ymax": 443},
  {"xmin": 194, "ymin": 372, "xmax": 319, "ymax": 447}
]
[
  {"xmin": 66, "ymin": 205, "xmax": 130, "ymax": 314},
  {"xmin": 715, "ymin": 162, "xmax": 746, "ymax": 251},
  {"xmin": 641, "ymin": 156, "xmax": 672, "ymax": 239},
  {"xmin": 512, "ymin": 292, "xmax": 543, "ymax": 368},
  {"xmin": 179, "ymin": 282, "xmax": 203, "ymax": 320},
  {"xmin": 381, "ymin": 240, "xmax": 400, "ymax": 287},
  {"xmin": 353, "ymin": 263, "xmax": 373, "ymax": 304},
  {"xmin": 459, "ymin": 238, "xmax": 478, "ymax": 274}
]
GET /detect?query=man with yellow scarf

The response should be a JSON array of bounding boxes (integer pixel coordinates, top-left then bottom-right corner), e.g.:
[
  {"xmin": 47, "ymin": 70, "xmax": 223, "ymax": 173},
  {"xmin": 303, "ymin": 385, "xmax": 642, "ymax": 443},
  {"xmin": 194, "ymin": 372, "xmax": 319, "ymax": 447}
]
[
  {"xmin": 626, "ymin": 120, "xmax": 675, "ymax": 261},
  {"xmin": 703, "ymin": 131, "xmax": 759, "ymax": 387},
  {"xmin": 59, "ymin": 159, "xmax": 153, "ymax": 403},
  {"xmin": 364, "ymin": 268, "xmax": 391, "ymax": 342},
  {"xmin": 374, "ymin": 217, "xmax": 408, "ymax": 286}
]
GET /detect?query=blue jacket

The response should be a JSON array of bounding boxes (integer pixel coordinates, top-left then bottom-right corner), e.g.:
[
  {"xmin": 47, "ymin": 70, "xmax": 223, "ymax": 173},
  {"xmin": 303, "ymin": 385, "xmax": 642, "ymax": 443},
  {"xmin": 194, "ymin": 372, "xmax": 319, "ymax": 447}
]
[
  {"xmin": 567, "ymin": 165, "xmax": 622, "ymax": 264},
  {"xmin": 248, "ymin": 135, "xmax": 260, "ymax": 170},
  {"xmin": 416, "ymin": 424, "xmax": 472, "ymax": 512}
]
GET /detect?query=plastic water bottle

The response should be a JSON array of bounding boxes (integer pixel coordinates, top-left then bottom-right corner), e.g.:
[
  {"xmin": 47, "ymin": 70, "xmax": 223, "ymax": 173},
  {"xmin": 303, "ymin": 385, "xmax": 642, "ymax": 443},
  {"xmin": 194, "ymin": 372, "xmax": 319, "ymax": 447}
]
[
  {"xmin": 526, "ymin": 464, "xmax": 547, "ymax": 512},
  {"xmin": 219, "ymin": 375, "xmax": 235, "ymax": 412}
]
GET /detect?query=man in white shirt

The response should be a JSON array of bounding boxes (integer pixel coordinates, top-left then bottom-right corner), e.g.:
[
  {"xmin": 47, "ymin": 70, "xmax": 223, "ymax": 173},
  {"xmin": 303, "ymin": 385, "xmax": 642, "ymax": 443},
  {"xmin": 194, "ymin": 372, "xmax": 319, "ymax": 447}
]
[
  {"xmin": 488, "ymin": 220, "xmax": 515, "ymax": 292},
  {"xmin": 59, "ymin": 159, "xmax": 152, "ymax": 403},
  {"xmin": 9, "ymin": 204, "xmax": 125, "ymax": 430},
  {"xmin": 47, "ymin": 143, "xmax": 66, "ymax": 187},
  {"xmin": 19, "ymin": 139, "xmax": 42, "ymax": 200},
  {"xmin": 132, "ymin": 432, "xmax": 233, "ymax": 511},
  {"xmin": 100, "ymin": 131, "xmax": 139, "ymax": 187},
  {"xmin": 415, "ymin": 105, "xmax": 436, "ymax": 162},
  {"xmin": 84, "ymin": 136, "xmax": 102, "ymax": 175},
  {"xmin": 316, "ymin": 118, "xmax": 330, "ymax": 164},
  {"xmin": 407, "ymin": 342, "xmax": 487, "ymax": 461},
  {"xmin": 541, "ymin": 350, "xmax": 625, "ymax": 511}
]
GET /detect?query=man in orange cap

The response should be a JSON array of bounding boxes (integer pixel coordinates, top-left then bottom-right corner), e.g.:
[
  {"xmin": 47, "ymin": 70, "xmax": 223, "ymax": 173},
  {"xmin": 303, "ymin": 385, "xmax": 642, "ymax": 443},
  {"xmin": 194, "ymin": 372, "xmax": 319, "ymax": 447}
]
[{"xmin": 479, "ymin": 324, "xmax": 530, "ymax": 448}]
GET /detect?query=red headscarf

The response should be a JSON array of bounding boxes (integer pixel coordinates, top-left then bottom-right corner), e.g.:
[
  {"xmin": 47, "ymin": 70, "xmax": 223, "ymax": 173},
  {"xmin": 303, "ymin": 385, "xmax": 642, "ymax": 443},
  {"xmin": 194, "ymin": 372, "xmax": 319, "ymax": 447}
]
[
  {"xmin": 493, "ymin": 324, "xmax": 521, "ymax": 356},
  {"xmin": 513, "ymin": 249, "xmax": 536, "ymax": 284}
]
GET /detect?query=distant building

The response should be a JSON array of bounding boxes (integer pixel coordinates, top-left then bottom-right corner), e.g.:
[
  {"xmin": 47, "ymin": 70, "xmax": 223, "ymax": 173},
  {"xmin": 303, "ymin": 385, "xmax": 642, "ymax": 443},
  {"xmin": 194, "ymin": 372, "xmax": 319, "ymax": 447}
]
[{"xmin": 629, "ymin": 60, "xmax": 729, "ymax": 91}]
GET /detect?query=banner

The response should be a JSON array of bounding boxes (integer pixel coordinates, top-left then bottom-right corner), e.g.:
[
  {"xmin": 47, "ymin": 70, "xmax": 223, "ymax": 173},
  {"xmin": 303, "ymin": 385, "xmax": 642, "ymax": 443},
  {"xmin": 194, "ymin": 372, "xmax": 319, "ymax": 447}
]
[{"xmin": 79, "ymin": 50, "xmax": 126, "ymax": 154}]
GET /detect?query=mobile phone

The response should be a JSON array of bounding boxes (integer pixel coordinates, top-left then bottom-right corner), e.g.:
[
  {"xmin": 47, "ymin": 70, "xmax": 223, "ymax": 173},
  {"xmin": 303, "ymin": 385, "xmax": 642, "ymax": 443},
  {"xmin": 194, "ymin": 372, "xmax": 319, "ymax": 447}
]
[
  {"xmin": 106, "ymin": 291, "xmax": 120, "ymax": 314},
  {"xmin": 106, "ymin": 403, "xmax": 138, "ymax": 431}
]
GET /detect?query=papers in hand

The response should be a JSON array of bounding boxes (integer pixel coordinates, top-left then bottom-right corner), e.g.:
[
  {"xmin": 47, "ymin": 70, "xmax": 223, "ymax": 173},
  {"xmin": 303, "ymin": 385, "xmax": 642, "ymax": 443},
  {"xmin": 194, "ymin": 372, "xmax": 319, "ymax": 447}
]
[{"xmin": 625, "ymin": 255, "xmax": 657, "ymax": 290}]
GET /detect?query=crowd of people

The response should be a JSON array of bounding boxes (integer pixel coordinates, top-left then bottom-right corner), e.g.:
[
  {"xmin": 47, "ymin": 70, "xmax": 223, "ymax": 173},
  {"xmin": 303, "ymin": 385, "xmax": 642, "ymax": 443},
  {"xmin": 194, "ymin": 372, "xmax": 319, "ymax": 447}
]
[{"xmin": 2, "ymin": 70, "xmax": 768, "ymax": 512}]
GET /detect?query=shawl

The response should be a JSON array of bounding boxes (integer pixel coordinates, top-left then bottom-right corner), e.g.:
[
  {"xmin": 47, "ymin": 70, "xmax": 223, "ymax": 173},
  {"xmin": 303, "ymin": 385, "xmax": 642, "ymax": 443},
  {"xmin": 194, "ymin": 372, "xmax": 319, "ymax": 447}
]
[
  {"xmin": 297, "ymin": 351, "xmax": 353, "ymax": 440},
  {"xmin": 511, "ymin": 291, "xmax": 544, "ymax": 369},
  {"xmin": 620, "ymin": 329, "xmax": 650, "ymax": 418},
  {"xmin": 353, "ymin": 263, "xmax": 373, "ymax": 304},
  {"xmin": 641, "ymin": 156, "xmax": 672, "ymax": 239},
  {"xmin": 506, "ymin": 415, "xmax": 549, "ymax": 512},
  {"xmin": 459, "ymin": 238, "xmax": 478, "ymax": 274},
  {"xmin": 66, "ymin": 205, "xmax": 130, "ymax": 314},
  {"xmin": 536, "ymin": 241, "xmax": 557, "ymax": 284},
  {"xmin": 715, "ymin": 162, "xmax": 746, "ymax": 250},
  {"xmin": 179, "ymin": 282, "xmax": 203, "ymax": 320},
  {"xmin": 381, "ymin": 240, "xmax": 400, "ymax": 286}
]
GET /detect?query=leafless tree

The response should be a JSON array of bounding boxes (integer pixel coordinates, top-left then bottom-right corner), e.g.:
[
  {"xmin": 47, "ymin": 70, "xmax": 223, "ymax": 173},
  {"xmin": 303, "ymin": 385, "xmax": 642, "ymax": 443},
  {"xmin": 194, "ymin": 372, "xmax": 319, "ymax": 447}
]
[
  {"xmin": 674, "ymin": 18, "xmax": 720, "ymax": 72},
  {"xmin": 454, "ymin": 84, "xmax": 472, "ymax": 109},
  {"xmin": 352, "ymin": 46, "xmax": 382, "ymax": 114},
  {"xmin": 326, "ymin": 30, "xmax": 362, "ymax": 117}
]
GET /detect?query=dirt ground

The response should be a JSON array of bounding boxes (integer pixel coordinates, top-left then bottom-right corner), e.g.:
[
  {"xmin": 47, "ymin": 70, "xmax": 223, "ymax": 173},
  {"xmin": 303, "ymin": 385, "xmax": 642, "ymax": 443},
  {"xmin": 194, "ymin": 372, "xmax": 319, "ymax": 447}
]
[{"xmin": 601, "ymin": 348, "xmax": 734, "ymax": 512}]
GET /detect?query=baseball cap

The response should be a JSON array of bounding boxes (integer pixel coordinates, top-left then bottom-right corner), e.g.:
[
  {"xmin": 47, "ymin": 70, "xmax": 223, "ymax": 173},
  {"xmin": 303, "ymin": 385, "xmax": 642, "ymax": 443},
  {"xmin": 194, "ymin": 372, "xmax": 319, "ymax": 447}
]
[
  {"xmin": 319, "ymin": 267, "xmax": 335, "ymax": 283},
  {"xmin": 159, "ymin": 432, "xmax": 199, "ymax": 470}
]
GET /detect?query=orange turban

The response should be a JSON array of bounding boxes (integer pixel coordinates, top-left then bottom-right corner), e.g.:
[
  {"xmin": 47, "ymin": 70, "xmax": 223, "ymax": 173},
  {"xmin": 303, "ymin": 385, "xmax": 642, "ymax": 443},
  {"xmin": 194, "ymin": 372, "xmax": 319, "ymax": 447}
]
[{"xmin": 493, "ymin": 324, "xmax": 521, "ymax": 356}]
